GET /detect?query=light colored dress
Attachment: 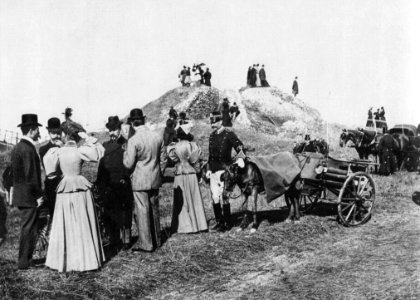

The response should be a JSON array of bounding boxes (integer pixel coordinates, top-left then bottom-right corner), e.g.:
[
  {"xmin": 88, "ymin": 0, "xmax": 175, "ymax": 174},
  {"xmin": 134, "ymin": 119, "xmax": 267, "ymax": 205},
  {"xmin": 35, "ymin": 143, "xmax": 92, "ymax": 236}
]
[
  {"xmin": 168, "ymin": 141, "xmax": 208, "ymax": 233},
  {"xmin": 45, "ymin": 140, "xmax": 105, "ymax": 272}
]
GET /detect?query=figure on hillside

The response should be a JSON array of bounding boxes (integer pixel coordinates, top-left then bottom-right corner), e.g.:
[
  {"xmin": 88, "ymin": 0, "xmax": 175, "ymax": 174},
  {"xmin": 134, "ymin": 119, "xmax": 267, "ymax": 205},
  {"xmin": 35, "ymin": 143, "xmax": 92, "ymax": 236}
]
[
  {"xmin": 366, "ymin": 107, "xmax": 373, "ymax": 127},
  {"xmin": 250, "ymin": 65, "xmax": 257, "ymax": 87},
  {"xmin": 221, "ymin": 98, "xmax": 232, "ymax": 128},
  {"xmin": 204, "ymin": 68, "xmax": 212, "ymax": 87},
  {"xmin": 247, "ymin": 66, "xmax": 252, "ymax": 87},
  {"xmin": 96, "ymin": 116, "xmax": 133, "ymax": 251},
  {"xmin": 378, "ymin": 129, "xmax": 398, "ymax": 176},
  {"xmin": 45, "ymin": 119, "xmax": 105, "ymax": 272},
  {"xmin": 184, "ymin": 67, "xmax": 192, "ymax": 87},
  {"xmin": 259, "ymin": 64, "xmax": 270, "ymax": 87},
  {"xmin": 168, "ymin": 123, "xmax": 208, "ymax": 234},
  {"xmin": 379, "ymin": 107, "xmax": 386, "ymax": 121},
  {"xmin": 123, "ymin": 109, "xmax": 167, "ymax": 252},
  {"xmin": 11, "ymin": 114, "xmax": 43, "ymax": 269},
  {"xmin": 255, "ymin": 64, "xmax": 261, "ymax": 87},
  {"xmin": 292, "ymin": 77, "xmax": 299, "ymax": 97},
  {"xmin": 163, "ymin": 118, "xmax": 177, "ymax": 146},
  {"xmin": 39, "ymin": 117, "xmax": 63, "ymax": 222},
  {"xmin": 193, "ymin": 63, "xmax": 205, "ymax": 84},
  {"xmin": 169, "ymin": 106, "xmax": 178, "ymax": 120},
  {"xmin": 178, "ymin": 111, "xmax": 189, "ymax": 125},
  {"xmin": 206, "ymin": 111, "xmax": 244, "ymax": 232},
  {"xmin": 0, "ymin": 184, "xmax": 6, "ymax": 248},
  {"xmin": 178, "ymin": 66, "xmax": 187, "ymax": 86},
  {"xmin": 230, "ymin": 102, "xmax": 240, "ymax": 123}
]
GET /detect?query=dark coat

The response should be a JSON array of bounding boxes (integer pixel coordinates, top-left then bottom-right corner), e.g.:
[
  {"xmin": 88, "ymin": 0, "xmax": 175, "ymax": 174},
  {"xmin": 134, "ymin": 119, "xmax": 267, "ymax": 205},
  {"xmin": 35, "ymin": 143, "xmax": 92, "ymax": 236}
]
[
  {"xmin": 11, "ymin": 139, "xmax": 42, "ymax": 207},
  {"xmin": 292, "ymin": 80, "xmax": 299, "ymax": 94},
  {"xmin": 204, "ymin": 71, "xmax": 212, "ymax": 86},
  {"xmin": 259, "ymin": 68, "xmax": 266, "ymax": 81},
  {"xmin": 208, "ymin": 129, "xmax": 243, "ymax": 172}
]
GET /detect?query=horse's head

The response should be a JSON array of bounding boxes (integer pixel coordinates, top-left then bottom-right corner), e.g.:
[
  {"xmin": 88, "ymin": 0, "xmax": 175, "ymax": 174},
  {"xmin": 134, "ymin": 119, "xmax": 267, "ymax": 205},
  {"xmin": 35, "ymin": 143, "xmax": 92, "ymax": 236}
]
[
  {"xmin": 340, "ymin": 129, "xmax": 362, "ymax": 148},
  {"xmin": 221, "ymin": 163, "xmax": 241, "ymax": 198},
  {"xmin": 339, "ymin": 129, "xmax": 348, "ymax": 147}
]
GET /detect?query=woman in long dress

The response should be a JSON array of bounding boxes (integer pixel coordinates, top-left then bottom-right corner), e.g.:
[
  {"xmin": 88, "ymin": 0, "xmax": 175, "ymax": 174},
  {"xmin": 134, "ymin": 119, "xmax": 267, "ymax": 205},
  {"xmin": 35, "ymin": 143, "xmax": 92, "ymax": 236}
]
[
  {"xmin": 45, "ymin": 129, "xmax": 105, "ymax": 272},
  {"xmin": 168, "ymin": 124, "xmax": 208, "ymax": 234}
]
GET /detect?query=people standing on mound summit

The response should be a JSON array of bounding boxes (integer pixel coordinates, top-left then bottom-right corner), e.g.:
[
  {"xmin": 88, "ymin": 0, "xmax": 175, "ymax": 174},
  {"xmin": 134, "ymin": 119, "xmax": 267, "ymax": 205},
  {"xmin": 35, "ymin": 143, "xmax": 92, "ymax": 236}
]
[
  {"xmin": 259, "ymin": 65, "xmax": 270, "ymax": 87},
  {"xmin": 204, "ymin": 68, "xmax": 212, "ymax": 87},
  {"xmin": 247, "ymin": 64, "xmax": 269, "ymax": 88}
]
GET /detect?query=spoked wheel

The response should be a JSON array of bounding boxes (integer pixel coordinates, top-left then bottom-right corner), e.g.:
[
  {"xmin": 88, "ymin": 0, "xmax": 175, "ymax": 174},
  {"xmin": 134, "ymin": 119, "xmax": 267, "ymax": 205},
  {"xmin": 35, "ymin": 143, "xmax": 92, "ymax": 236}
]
[
  {"xmin": 299, "ymin": 188, "xmax": 321, "ymax": 213},
  {"xmin": 338, "ymin": 172, "xmax": 375, "ymax": 226}
]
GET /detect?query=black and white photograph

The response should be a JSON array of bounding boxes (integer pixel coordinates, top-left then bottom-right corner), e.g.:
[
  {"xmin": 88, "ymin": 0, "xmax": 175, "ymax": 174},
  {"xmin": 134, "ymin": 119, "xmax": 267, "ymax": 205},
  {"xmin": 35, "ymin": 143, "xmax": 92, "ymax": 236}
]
[{"xmin": 0, "ymin": 0, "xmax": 419, "ymax": 299}]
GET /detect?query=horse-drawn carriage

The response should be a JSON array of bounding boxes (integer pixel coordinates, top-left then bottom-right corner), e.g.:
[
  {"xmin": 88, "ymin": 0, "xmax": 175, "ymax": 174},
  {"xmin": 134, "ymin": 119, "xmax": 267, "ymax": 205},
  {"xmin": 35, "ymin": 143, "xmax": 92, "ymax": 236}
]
[
  {"xmin": 297, "ymin": 153, "xmax": 375, "ymax": 226},
  {"xmin": 222, "ymin": 150, "xmax": 376, "ymax": 231}
]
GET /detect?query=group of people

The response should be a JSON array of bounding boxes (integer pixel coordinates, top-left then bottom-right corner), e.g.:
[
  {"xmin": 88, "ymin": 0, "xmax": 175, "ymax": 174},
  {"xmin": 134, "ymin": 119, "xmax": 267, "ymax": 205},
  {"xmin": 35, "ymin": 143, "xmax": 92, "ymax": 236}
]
[
  {"xmin": 366, "ymin": 107, "xmax": 387, "ymax": 129},
  {"xmin": 1, "ymin": 103, "xmax": 245, "ymax": 273},
  {"xmin": 246, "ymin": 64, "xmax": 269, "ymax": 88},
  {"xmin": 178, "ymin": 64, "xmax": 212, "ymax": 87}
]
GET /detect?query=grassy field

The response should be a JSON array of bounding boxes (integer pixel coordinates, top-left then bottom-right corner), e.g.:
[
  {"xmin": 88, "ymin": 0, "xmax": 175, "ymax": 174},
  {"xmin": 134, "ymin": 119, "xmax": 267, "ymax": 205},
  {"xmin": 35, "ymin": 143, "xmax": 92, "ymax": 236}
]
[{"xmin": 1, "ymin": 129, "xmax": 420, "ymax": 299}]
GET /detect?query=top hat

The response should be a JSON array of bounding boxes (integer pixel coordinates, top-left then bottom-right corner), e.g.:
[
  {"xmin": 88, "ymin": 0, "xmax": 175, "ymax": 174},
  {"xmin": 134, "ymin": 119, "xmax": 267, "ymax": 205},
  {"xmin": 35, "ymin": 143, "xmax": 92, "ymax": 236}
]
[
  {"xmin": 127, "ymin": 108, "xmax": 145, "ymax": 123},
  {"xmin": 105, "ymin": 116, "xmax": 123, "ymax": 131},
  {"xmin": 304, "ymin": 134, "xmax": 311, "ymax": 141},
  {"xmin": 17, "ymin": 114, "xmax": 42, "ymax": 128},
  {"xmin": 46, "ymin": 117, "xmax": 61, "ymax": 132}
]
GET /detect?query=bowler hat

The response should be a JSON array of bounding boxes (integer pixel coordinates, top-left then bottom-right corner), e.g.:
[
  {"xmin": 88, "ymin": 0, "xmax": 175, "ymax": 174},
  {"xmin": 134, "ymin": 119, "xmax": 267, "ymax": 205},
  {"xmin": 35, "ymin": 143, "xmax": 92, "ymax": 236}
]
[
  {"xmin": 106, "ymin": 116, "xmax": 123, "ymax": 131},
  {"xmin": 127, "ymin": 108, "xmax": 145, "ymax": 123},
  {"xmin": 46, "ymin": 117, "xmax": 61, "ymax": 133},
  {"xmin": 17, "ymin": 114, "xmax": 42, "ymax": 127}
]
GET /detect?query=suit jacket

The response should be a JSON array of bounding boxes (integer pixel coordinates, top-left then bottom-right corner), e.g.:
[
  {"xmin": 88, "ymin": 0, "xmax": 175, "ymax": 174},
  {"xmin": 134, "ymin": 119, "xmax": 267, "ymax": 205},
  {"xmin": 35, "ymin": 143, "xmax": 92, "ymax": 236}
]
[
  {"xmin": 123, "ymin": 126, "xmax": 167, "ymax": 191},
  {"xmin": 259, "ymin": 68, "xmax": 266, "ymax": 81},
  {"xmin": 11, "ymin": 139, "xmax": 42, "ymax": 207},
  {"xmin": 39, "ymin": 141, "xmax": 59, "ymax": 169}
]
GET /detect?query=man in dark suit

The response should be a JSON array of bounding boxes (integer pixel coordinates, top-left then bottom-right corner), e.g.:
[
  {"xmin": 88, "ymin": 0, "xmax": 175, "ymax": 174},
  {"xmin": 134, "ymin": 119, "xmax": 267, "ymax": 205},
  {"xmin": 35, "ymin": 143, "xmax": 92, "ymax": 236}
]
[
  {"xmin": 11, "ymin": 114, "xmax": 43, "ymax": 269},
  {"xmin": 251, "ymin": 65, "xmax": 257, "ymax": 87},
  {"xmin": 97, "ymin": 116, "xmax": 133, "ymax": 250},
  {"xmin": 39, "ymin": 117, "xmax": 63, "ymax": 219}
]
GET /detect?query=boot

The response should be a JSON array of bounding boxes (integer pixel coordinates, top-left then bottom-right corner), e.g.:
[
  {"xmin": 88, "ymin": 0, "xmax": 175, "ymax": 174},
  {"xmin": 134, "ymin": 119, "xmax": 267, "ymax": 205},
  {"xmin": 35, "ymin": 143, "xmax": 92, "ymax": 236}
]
[
  {"xmin": 210, "ymin": 203, "xmax": 223, "ymax": 232},
  {"xmin": 222, "ymin": 203, "xmax": 232, "ymax": 231}
]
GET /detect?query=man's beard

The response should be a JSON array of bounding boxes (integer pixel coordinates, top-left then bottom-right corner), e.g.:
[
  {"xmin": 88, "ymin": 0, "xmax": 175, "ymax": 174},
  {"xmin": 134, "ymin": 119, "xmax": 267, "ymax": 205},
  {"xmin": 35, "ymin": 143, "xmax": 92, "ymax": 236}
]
[{"xmin": 110, "ymin": 134, "xmax": 118, "ymax": 141}]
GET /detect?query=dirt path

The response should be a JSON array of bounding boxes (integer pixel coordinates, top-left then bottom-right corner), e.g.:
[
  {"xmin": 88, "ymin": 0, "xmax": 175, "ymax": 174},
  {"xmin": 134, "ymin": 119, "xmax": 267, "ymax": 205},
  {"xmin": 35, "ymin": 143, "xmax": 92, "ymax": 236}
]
[{"xmin": 155, "ymin": 194, "xmax": 420, "ymax": 299}]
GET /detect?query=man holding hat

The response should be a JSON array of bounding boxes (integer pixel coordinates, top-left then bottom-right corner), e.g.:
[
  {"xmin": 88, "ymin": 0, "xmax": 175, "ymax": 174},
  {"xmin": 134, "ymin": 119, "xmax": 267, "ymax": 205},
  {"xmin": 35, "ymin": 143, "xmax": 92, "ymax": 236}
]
[
  {"xmin": 39, "ymin": 117, "xmax": 63, "ymax": 219},
  {"xmin": 11, "ymin": 114, "xmax": 43, "ymax": 269},
  {"xmin": 97, "ymin": 116, "xmax": 133, "ymax": 250},
  {"xmin": 206, "ymin": 111, "xmax": 244, "ymax": 232},
  {"xmin": 123, "ymin": 109, "xmax": 167, "ymax": 252}
]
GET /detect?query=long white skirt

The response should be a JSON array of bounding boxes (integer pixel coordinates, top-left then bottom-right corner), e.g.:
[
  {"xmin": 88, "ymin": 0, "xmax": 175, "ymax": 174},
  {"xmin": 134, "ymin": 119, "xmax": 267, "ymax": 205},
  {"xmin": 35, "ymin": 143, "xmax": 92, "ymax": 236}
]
[{"xmin": 45, "ymin": 189, "xmax": 104, "ymax": 272}]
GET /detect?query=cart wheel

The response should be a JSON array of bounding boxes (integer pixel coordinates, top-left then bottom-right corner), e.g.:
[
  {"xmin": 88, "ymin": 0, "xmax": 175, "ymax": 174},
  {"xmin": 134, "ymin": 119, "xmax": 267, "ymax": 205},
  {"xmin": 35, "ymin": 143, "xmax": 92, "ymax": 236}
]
[
  {"xmin": 338, "ymin": 172, "xmax": 375, "ymax": 226},
  {"xmin": 299, "ymin": 189, "xmax": 321, "ymax": 213}
]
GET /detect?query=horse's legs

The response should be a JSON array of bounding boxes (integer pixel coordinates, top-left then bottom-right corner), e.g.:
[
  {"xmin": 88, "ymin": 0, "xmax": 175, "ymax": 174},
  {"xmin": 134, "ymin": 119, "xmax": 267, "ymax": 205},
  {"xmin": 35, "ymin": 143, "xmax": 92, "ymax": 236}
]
[
  {"xmin": 285, "ymin": 193, "xmax": 294, "ymax": 222},
  {"xmin": 251, "ymin": 188, "xmax": 258, "ymax": 230},
  {"xmin": 239, "ymin": 193, "xmax": 250, "ymax": 230}
]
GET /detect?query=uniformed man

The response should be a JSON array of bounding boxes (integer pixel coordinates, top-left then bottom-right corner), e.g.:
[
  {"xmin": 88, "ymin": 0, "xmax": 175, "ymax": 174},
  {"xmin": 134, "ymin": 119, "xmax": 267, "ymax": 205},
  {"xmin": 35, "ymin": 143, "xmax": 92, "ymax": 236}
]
[
  {"xmin": 97, "ymin": 116, "xmax": 133, "ymax": 249},
  {"xmin": 206, "ymin": 111, "xmax": 244, "ymax": 232}
]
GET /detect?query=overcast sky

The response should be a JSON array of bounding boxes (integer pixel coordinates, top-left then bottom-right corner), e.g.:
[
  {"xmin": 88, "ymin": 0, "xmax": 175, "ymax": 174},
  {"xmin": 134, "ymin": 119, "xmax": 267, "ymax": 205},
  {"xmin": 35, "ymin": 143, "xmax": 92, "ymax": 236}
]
[{"xmin": 0, "ymin": 0, "xmax": 419, "ymax": 136}]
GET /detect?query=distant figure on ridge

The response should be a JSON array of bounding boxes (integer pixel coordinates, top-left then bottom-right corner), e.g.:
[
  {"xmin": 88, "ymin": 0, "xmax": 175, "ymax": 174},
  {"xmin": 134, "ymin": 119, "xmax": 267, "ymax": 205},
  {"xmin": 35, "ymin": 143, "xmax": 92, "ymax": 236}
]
[
  {"xmin": 178, "ymin": 66, "xmax": 187, "ymax": 86},
  {"xmin": 366, "ymin": 107, "xmax": 373, "ymax": 127},
  {"xmin": 250, "ymin": 65, "xmax": 257, "ymax": 87},
  {"xmin": 255, "ymin": 64, "xmax": 261, "ymax": 87},
  {"xmin": 292, "ymin": 77, "xmax": 299, "ymax": 97},
  {"xmin": 169, "ymin": 106, "xmax": 178, "ymax": 120},
  {"xmin": 379, "ymin": 107, "xmax": 386, "ymax": 121},
  {"xmin": 230, "ymin": 102, "xmax": 240, "ymax": 123},
  {"xmin": 259, "ymin": 64, "xmax": 270, "ymax": 87},
  {"xmin": 178, "ymin": 111, "xmax": 188, "ymax": 125},
  {"xmin": 184, "ymin": 67, "xmax": 191, "ymax": 87},
  {"xmin": 204, "ymin": 68, "xmax": 212, "ymax": 87},
  {"xmin": 247, "ymin": 66, "xmax": 252, "ymax": 87}
]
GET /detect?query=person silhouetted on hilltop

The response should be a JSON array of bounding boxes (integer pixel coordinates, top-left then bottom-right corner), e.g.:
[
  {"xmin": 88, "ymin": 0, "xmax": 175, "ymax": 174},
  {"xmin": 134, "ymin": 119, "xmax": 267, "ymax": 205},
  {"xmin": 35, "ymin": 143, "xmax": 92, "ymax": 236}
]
[
  {"xmin": 246, "ymin": 66, "xmax": 252, "ymax": 87},
  {"xmin": 204, "ymin": 68, "xmax": 212, "ymax": 87},
  {"xmin": 292, "ymin": 77, "xmax": 299, "ymax": 97},
  {"xmin": 259, "ymin": 64, "xmax": 270, "ymax": 87},
  {"xmin": 178, "ymin": 66, "xmax": 187, "ymax": 86},
  {"xmin": 366, "ymin": 107, "xmax": 373, "ymax": 127}
]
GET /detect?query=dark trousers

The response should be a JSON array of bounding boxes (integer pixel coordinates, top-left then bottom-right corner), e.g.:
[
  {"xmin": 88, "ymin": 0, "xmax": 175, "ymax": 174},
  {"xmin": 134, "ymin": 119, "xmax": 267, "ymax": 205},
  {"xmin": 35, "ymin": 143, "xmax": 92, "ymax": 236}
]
[
  {"xmin": 0, "ymin": 194, "xmax": 7, "ymax": 238},
  {"xmin": 132, "ymin": 189, "xmax": 160, "ymax": 251},
  {"xmin": 18, "ymin": 207, "xmax": 38, "ymax": 268},
  {"xmin": 44, "ymin": 177, "xmax": 60, "ymax": 217}
]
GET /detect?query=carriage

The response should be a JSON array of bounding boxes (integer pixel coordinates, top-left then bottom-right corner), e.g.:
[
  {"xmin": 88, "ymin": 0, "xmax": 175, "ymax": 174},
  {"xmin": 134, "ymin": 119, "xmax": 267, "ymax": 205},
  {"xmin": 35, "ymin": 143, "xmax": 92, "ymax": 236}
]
[{"xmin": 296, "ymin": 152, "xmax": 376, "ymax": 226}]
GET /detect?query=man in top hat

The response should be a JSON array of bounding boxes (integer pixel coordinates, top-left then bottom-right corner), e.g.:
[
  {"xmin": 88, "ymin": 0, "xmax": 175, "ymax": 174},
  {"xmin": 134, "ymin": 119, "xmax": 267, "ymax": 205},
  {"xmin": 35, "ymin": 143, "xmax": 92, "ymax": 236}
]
[
  {"xmin": 39, "ymin": 117, "xmax": 63, "ymax": 220},
  {"xmin": 206, "ymin": 111, "xmax": 244, "ymax": 232},
  {"xmin": 11, "ymin": 114, "xmax": 43, "ymax": 269},
  {"xmin": 97, "ymin": 116, "xmax": 133, "ymax": 250},
  {"xmin": 123, "ymin": 109, "xmax": 167, "ymax": 252}
]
